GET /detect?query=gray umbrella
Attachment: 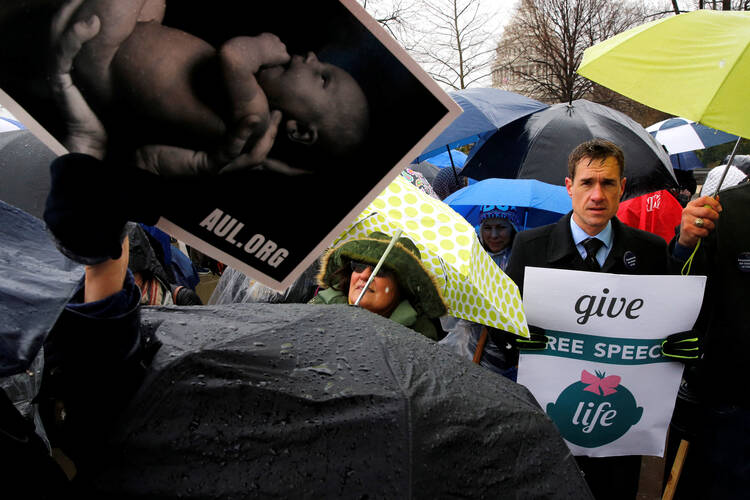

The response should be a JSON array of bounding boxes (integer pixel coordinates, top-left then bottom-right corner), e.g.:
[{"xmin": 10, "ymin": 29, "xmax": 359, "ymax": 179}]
[
  {"xmin": 0, "ymin": 129, "xmax": 56, "ymax": 220},
  {"xmin": 409, "ymin": 160, "xmax": 441, "ymax": 186},
  {"xmin": 85, "ymin": 303, "xmax": 592, "ymax": 498},
  {"xmin": 0, "ymin": 200, "xmax": 82, "ymax": 377}
]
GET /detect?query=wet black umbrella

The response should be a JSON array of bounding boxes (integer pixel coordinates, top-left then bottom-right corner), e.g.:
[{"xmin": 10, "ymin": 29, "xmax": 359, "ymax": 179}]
[
  {"xmin": 0, "ymin": 200, "xmax": 82, "ymax": 377},
  {"xmin": 462, "ymin": 99, "xmax": 679, "ymax": 201},
  {"xmin": 0, "ymin": 129, "xmax": 57, "ymax": 220},
  {"xmin": 86, "ymin": 303, "xmax": 592, "ymax": 498}
]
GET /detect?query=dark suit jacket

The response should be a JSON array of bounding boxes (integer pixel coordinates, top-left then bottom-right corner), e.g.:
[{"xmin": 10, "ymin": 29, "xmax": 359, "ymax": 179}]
[
  {"xmin": 506, "ymin": 212, "xmax": 670, "ymax": 296},
  {"xmin": 676, "ymin": 181, "xmax": 750, "ymax": 406}
]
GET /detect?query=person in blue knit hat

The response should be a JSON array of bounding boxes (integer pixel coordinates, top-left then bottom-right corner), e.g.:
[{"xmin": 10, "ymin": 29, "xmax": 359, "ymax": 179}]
[
  {"xmin": 439, "ymin": 205, "xmax": 527, "ymax": 380},
  {"xmin": 477, "ymin": 205, "xmax": 521, "ymax": 271}
]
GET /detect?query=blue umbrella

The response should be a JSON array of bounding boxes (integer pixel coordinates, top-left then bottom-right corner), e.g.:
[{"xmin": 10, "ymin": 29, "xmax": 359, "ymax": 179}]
[
  {"xmin": 670, "ymin": 151, "xmax": 703, "ymax": 171},
  {"xmin": 444, "ymin": 178, "xmax": 571, "ymax": 230},
  {"xmin": 413, "ymin": 88, "xmax": 549, "ymax": 164},
  {"xmin": 427, "ymin": 149, "xmax": 468, "ymax": 168}
]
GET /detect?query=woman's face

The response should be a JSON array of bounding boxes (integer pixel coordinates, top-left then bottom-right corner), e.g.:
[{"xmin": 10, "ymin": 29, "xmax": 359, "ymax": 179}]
[
  {"xmin": 348, "ymin": 261, "xmax": 401, "ymax": 317},
  {"xmin": 481, "ymin": 218, "xmax": 514, "ymax": 253}
]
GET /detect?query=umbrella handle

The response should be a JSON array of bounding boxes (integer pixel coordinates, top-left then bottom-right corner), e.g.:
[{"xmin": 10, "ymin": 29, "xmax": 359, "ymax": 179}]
[
  {"xmin": 354, "ymin": 229, "xmax": 403, "ymax": 307},
  {"xmin": 473, "ymin": 327, "xmax": 489, "ymax": 364},
  {"xmin": 662, "ymin": 439, "xmax": 689, "ymax": 500}
]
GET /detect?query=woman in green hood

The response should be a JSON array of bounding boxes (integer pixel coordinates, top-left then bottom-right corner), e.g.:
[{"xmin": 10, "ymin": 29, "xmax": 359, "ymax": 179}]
[{"xmin": 310, "ymin": 232, "xmax": 448, "ymax": 340}]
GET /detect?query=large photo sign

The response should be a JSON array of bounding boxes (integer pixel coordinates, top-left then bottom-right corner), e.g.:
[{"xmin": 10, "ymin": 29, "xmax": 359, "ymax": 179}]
[
  {"xmin": 0, "ymin": 0, "xmax": 460, "ymax": 289},
  {"xmin": 517, "ymin": 267, "xmax": 706, "ymax": 457}
]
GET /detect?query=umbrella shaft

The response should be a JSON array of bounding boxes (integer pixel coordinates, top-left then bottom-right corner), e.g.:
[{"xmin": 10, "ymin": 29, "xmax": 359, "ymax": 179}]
[
  {"xmin": 710, "ymin": 138, "xmax": 742, "ymax": 198},
  {"xmin": 354, "ymin": 229, "xmax": 403, "ymax": 307}
]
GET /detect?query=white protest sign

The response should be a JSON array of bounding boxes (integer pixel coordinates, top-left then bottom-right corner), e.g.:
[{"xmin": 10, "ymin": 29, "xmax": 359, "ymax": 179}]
[{"xmin": 517, "ymin": 267, "xmax": 706, "ymax": 457}]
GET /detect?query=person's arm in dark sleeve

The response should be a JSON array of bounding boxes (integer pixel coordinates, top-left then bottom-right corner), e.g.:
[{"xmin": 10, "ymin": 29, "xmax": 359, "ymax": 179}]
[
  {"xmin": 505, "ymin": 235, "xmax": 526, "ymax": 294},
  {"xmin": 41, "ymin": 240, "xmax": 148, "ymax": 464},
  {"xmin": 490, "ymin": 234, "xmax": 549, "ymax": 354}
]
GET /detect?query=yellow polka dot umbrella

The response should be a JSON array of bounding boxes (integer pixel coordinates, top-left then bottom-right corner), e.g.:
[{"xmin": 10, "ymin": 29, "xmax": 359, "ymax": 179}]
[{"xmin": 332, "ymin": 176, "xmax": 529, "ymax": 338}]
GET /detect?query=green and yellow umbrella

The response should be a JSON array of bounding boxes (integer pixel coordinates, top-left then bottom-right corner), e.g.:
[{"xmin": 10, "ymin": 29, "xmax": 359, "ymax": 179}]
[
  {"xmin": 333, "ymin": 176, "xmax": 529, "ymax": 338},
  {"xmin": 577, "ymin": 9, "xmax": 750, "ymax": 139}
]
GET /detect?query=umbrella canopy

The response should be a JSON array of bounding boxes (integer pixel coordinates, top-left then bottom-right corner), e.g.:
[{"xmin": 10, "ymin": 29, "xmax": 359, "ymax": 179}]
[
  {"xmin": 0, "ymin": 116, "xmax": 25, "ymax": 132},
  {"xmin": 336, "ymin": 176, "xmax": 529, "ymax": 337},
  {"xmin": 0, "ymin": 104, "xmax": 25, "ymax": 132},
  {"xmin": 413, "ymin": 87, "xmax": 549, "ymax": 163},
  {"xmin": 444, "ymin": 178, "xmax": 571, "ymax": 229},
  {"xmin": 0, "ymin": 130, "xmax": 56, "ymax": 219},
  {"xmin": 0, "ymin": 201, "xmax": 82, "ymax": 377},
  {"xmin": 670, "ymin": 150, "xmax": 703, "ymax": 171},
  {"xmin": 461, "ymin": 99, "xmax": 678, "ymax": 201},
  {"xmin": 647, "ymin": 117, "xmax": 738, "ymax": 154},
  {"xmin": 426, "ymin": 149, "xmax": 468, "ymax": 168},
  {"xmin": 616, "ymin": 189, "xmax": 684, "ymax": 244},
  {"xmin": 577, "ymin": 10, "xmax": 750, "ymax": 139},
  {"xmin": 409, "ymin": 160, "xmax": 442, "ymax": 185},
  {"xmin": 83, "ymin": 303, "xmax": 592, "ymax": 498}
]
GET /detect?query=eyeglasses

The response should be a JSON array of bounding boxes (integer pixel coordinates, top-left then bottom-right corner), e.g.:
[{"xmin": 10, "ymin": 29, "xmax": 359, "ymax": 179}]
[{"xmin": 350, "ymin": 261, "xmax": 393, "ymax": 278}]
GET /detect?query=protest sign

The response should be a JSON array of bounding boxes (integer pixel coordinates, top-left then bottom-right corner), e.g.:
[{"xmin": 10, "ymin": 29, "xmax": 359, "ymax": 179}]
[
  {"xmin": 517, "ymin": 267, "xmax": 706, "ymax": 457},
  {"xmin": 0, "ymin": 0, "xmax": 461, "ymax": 290}
]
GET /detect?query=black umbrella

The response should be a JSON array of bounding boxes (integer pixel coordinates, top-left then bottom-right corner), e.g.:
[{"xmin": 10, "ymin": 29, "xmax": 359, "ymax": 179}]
[
  {"xmin": 462, "ymin": 99, "xmax": 679, "ymax": 201},
  {"xmin": 0, "ymin": 200, "xmax": 82, "ymax": 377},
  {"xmin": 0, "ymin": 129, "xmax": 57, "ymax": 220},
  {"xmin": 85, "ymin": 303, "xmax": 592, "ymax": 498}
]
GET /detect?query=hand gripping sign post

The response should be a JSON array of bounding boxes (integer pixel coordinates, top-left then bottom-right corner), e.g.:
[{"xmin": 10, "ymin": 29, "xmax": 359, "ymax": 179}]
[
  {"xmin": 0, "ymin": 0, "xmax": 460, "ymax": 291},
  {"xmin": 517, "ymin": 268, "xmax": 706, "ymax": 457}
]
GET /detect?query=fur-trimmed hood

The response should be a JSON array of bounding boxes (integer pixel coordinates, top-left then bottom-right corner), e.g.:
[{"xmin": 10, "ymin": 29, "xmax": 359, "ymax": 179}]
[{"xmin": 317, "ymin": 232, "xmax": 448, "ymax": 319}]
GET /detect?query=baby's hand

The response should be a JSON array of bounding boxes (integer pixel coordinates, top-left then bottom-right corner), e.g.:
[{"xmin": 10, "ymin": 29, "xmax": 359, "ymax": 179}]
[
  {"xmin": 221, "ymin": 34, "xmax": 290, "ymax": 71},
  {"xmin": 254, "ymin": 33, "xmax": 290, "ymax": 67}
]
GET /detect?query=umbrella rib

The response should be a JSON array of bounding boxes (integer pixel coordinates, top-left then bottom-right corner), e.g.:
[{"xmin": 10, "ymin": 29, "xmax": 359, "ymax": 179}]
[
  {"xmin": 376, "ymin": 340, "xmax": 415, "ymax": 498},
  {"xmin": 438, "ymin": 257, "xmax": 451, "ymax": 293}
]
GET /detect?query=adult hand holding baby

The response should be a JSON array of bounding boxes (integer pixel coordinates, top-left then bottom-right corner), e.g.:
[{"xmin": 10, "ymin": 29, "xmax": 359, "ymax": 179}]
[
  {"xmin": 134, "ymin": 109, "xmax": 284, "ymax": 176},
  {"xmin": 132, "ymin": 31, "xmax": 291, "ymax": 176},
  {"xmin": 49, "ymin": 0, "xmax": 107, "ymax": 159},
  {"xmin": 46, "ymin": 0, "xmax": 166, "ymax": 264},
  {"xmin": 49, "ymin": 0, "xmax": 284, "ymax": 177}
]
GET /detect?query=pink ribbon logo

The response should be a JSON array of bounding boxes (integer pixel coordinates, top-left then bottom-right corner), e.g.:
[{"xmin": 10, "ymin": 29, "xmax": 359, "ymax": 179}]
[{"xmin": 581, "ymin": 370, "xmax": 621, "ymax": 396}]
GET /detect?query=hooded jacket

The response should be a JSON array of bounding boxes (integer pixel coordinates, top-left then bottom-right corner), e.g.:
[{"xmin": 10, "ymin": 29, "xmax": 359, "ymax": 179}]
[{"xmin": 309, "ymin": 288, "xmax": 441, "ymax": 340}]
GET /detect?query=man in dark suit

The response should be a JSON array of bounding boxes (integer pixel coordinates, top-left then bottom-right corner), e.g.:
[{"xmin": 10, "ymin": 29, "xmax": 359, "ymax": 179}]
[{"xmin": 505, "ymin": 138, "xmax": 670, "ymax": 500}]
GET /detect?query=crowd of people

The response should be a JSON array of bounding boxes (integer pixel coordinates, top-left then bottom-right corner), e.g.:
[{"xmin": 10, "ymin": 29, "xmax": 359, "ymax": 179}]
[{"xmin": 1, "ymin": 1, "xmax": 748, "ymax": 499}]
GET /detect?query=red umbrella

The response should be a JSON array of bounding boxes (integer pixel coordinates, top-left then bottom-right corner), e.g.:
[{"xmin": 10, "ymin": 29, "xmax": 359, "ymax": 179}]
[{"xmin": 616, "ymin": 190, "xmax": 682, "ymax": 244}]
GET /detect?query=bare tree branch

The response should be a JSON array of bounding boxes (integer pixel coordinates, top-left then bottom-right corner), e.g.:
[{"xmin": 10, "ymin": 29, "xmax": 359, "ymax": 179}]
[
  {"xmin": 408, "ymin": 0, "xmax": 501, "ymax": 90},
  {"xmin": 357, "ymin": 0, "xmax": 422, "ymax": 51},
  {"xmin": 492, "ymin": 0, "xmax": 654, "ymax": 103}
]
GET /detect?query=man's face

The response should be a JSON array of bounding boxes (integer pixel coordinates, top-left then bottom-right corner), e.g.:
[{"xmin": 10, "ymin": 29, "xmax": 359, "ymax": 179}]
[
  {"xmin": 481, "ymin": 218, "xmax": 513, "ymax": 253},
  {"xmin": 347, "ymin": 262, "xmax": 400, "ymax": 317},
  {"xmin": 257, "ymin": 52, "xmax": 367, "ymax": 149},
  {"xmin": 565, "ymin": 156, "xmax": 626, "ymax": 236}
]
